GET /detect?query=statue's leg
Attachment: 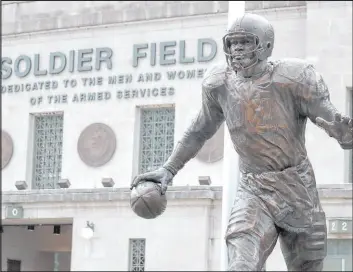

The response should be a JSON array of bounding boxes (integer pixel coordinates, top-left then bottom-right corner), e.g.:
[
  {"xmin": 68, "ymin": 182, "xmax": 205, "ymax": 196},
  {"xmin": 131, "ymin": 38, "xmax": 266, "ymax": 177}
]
[
  {"xmin": 278, "ymin": 211, "xmax": 327, "ymax": 271},
  {"xmin": 225, "ymin": 193, "xmax": 279, "ymax": 271}
]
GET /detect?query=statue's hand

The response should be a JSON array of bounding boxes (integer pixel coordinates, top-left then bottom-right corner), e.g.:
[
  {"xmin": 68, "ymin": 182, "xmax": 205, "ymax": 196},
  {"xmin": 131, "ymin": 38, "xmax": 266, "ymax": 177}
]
[
  {"xmin": 130, "ymin": 167, "xmax": 174, "ymax": 195},
  {"xmin": 316, "ymin": 113, "xmax": 353, "ymax": 149}
]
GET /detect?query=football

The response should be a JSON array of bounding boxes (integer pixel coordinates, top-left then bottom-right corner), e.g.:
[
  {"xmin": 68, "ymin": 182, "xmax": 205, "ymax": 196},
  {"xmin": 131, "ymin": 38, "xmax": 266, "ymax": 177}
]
[{"xmin": 130, "ymin": 181, "xmax": 167, "ymax": 219}]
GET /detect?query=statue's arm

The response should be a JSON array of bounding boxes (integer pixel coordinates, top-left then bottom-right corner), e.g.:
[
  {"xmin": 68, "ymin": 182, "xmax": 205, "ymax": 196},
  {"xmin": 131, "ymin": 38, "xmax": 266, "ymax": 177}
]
[
  {"xmin": 296, "ymin": 65, "xmax": 352, "ymax": 149},
  {"xmin": 163, "ymin": 85, "xmax": 225, "ymax": 175}
]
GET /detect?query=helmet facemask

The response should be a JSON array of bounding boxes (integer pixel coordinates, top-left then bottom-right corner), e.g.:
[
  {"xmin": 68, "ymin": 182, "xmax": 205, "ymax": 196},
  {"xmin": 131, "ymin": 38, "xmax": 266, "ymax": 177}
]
[{"xmin": 223, "ymin": 31, "xmax": 263, "ymax": 71}]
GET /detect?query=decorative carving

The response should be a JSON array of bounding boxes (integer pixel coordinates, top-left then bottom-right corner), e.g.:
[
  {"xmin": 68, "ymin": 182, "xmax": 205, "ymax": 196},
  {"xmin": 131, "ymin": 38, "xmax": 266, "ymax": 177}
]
[
  {"xmin": 196, "ymin": 123, "xmax": 225, "ymax": 163},
  {"xmin": 1, "ymin": 130, "xmax": 14, "ymax": 169},
  {"xmin": 77, "ymin": 123, "xmax": 117, "ymax": 167}
]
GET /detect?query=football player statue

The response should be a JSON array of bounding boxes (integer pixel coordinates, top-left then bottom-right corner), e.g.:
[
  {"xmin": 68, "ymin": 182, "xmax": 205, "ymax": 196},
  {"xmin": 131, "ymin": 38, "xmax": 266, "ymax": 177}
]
[{"xmin": 131, "ymin": 13, "xmax": 353, "ymax": 271}]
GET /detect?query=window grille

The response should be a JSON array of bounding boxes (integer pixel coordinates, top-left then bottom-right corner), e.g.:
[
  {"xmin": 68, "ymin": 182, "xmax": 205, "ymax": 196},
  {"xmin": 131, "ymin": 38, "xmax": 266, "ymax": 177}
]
[
  {"xmin": 139, "ymin": 107, "xmax": 175, "ymax": 174},
  {"xmin": 32, "ymin": 113, "xmax": 64, "ymax": 189},
  {"xmin": 7, "ymin": 259, "xmax": 21, "ymax": 271},
  {"xmin": 129, "ymin": 239, "xmax": 146, "ymax": 271}
]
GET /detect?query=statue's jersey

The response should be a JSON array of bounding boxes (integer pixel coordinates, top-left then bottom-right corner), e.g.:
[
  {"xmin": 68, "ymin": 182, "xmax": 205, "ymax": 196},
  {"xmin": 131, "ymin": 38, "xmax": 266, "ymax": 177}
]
[
  {"xmin": 184, "ymin": 58, "xmax": 338, "ymax": 174},
  {"xmin": 161, "ymin": 58, "xmax": 339, "ymax": 230}
]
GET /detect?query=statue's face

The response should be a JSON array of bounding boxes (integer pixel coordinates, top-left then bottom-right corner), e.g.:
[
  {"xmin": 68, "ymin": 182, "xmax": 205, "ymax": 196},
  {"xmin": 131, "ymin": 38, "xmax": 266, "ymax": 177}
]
[{"xmin": 226, "ymin": 33, "xmax": 258, "ymax": 71}]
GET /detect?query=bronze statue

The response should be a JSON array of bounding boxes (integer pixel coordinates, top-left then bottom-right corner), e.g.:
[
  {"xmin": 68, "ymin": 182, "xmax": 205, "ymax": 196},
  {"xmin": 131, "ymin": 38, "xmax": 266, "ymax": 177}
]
[{"xmin": 131, "ymin": 13, "xmax": 353, "ymax": 271}]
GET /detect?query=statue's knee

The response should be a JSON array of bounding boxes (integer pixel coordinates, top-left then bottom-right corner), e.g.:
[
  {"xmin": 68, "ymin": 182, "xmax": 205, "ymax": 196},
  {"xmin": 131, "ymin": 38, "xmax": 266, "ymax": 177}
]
[
  {"xmin": 301, "ymin": 259, "xmax": 324, "ymax": 271},
  {"xmin": 289, "ymin": 251, "xmax": 325, "ymax": 271},
  {"xmin": 224, "ymin": 216, "xmax": 258, "ymax": 244},
  {"xmin": 288, "ymin": 259, "xmax": 324, "ymax": 271}
]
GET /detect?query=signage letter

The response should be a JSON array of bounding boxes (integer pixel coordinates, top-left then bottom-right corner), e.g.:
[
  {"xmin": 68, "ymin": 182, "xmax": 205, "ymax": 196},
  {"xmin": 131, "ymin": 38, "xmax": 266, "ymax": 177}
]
[
  {"xmin": 160, "ymin": 41, "xmax": 176, "ymax": 66},
  {"xmin": 1, "ymin": 57, "xmax": 12, "ymax": 80},
  {"xmin": 133, "ymin": 44, "xmax": 148, "ymax": 68},
  {"xmin": 34, "ymin": 54, "xmax": 48, "ymax": 76},
  {"xmin": 197, "ymin": 38, "xmax": 217, "ymax": 62},
  {"xmin": 95, "ymin": 47, "xmax": 113, "ymax": 70},
  {"xmin": 77, "ymin": 49, "xmax": 93, "ymax": 72},
  {"xmin": 14, "ymin": 55, "xmax": 32, "ymax": 78},
  {"xmin": 49, "ymin": 52, "xmax": 67, "ymax": 74}
]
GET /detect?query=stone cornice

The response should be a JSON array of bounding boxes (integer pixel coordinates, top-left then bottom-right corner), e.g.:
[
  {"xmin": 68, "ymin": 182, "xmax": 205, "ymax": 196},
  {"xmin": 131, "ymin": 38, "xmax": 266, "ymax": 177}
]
[
  {"xmin": 2, "ymin": 184, "xmax": 351, "ymax": 204},
  {"xmin": 1, "ymin": 1, "xmax": 311, "ymax": 36}
]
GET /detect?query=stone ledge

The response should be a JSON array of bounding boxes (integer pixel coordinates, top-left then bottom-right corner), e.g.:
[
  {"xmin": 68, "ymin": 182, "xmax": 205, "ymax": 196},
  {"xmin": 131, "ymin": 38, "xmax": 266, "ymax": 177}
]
[
  {"xmin": 2, "ymin": 186, "xmax": 222, "ymax": 203},
  {"xmin": 2, "ymin": 184, "xmax": 351, "ymax": 204}
]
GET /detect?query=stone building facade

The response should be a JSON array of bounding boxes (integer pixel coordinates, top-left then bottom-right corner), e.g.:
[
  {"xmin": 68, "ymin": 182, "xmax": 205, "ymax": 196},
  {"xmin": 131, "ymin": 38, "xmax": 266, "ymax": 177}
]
[{"xmin": 1, "ymin": 1, "xmax": 352, "ymax": 271}]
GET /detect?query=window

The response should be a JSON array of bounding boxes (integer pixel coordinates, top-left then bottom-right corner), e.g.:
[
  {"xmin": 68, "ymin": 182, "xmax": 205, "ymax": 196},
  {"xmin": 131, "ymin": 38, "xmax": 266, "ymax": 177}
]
[
  {"xmin": 323, "ymin": 239, "xmax": 352, "ymax": 271},
  {"xmin": 129, "ymin": 239, "xmax": 146, "ymax": 271},
  {"xmin": 139, "ymin": 107, "xmax": 175, "ymax": 174},
  {"xmin": 32, "ymin": 112, "xmax": 64, "ymax": 189},
  {"xmin": 7, "ymin": 259, "xmax": 21, "ymax": 271}
]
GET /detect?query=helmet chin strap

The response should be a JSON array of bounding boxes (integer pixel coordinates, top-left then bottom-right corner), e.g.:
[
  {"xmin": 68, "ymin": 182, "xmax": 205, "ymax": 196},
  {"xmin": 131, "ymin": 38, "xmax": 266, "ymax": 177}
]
[
  {"xmin": 233, "ymin": 55, "xmax": 259, "ymax": 72},
  {"xmin": 234, "ymin": 56, "xmax": 268, "ymax": 78}
]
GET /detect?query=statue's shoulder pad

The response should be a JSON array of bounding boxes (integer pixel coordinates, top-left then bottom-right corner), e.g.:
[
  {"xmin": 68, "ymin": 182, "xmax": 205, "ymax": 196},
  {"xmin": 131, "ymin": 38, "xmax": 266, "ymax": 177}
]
[
  {"xmin": 272, "ymin": 58, "xmax": 315, "ymax": 83},
  {"xmin": 202, "ymin": 62, "xmax": 227, "ymax": 89}
]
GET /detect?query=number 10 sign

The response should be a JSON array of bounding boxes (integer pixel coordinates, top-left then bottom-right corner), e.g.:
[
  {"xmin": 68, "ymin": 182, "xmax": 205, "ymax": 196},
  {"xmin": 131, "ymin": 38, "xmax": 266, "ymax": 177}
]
[{"xmin": 328, "ymin": 219, "xmax": 352, "ymax": 234}]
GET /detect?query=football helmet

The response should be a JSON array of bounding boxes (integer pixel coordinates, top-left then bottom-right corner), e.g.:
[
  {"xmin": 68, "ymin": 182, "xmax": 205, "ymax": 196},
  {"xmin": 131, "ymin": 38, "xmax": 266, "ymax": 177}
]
[{"xmin": 223, "ymin": 13, "xmax": 275, "ymax": 70}]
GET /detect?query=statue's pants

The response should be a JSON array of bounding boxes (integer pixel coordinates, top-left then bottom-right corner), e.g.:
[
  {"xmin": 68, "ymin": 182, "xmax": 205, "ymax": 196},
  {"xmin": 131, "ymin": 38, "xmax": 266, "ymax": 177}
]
[{"xmin": 225, "ymin": 158, "xmax": 327, "ymax": 271}]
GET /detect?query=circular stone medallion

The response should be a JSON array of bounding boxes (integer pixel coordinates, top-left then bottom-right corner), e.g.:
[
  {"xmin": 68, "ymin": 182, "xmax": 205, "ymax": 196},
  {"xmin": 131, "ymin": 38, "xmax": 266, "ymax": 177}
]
[
  {"xmin": 2, "ymin": 130, "xmax": 14, "ymax": 169},
  {"xmin": 77, "ymin": 123, "xmax": 117, "ymax": 167},
  {"xmin": 196, "ymin": 123, "xmax": 225, "ymax": 163}
]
